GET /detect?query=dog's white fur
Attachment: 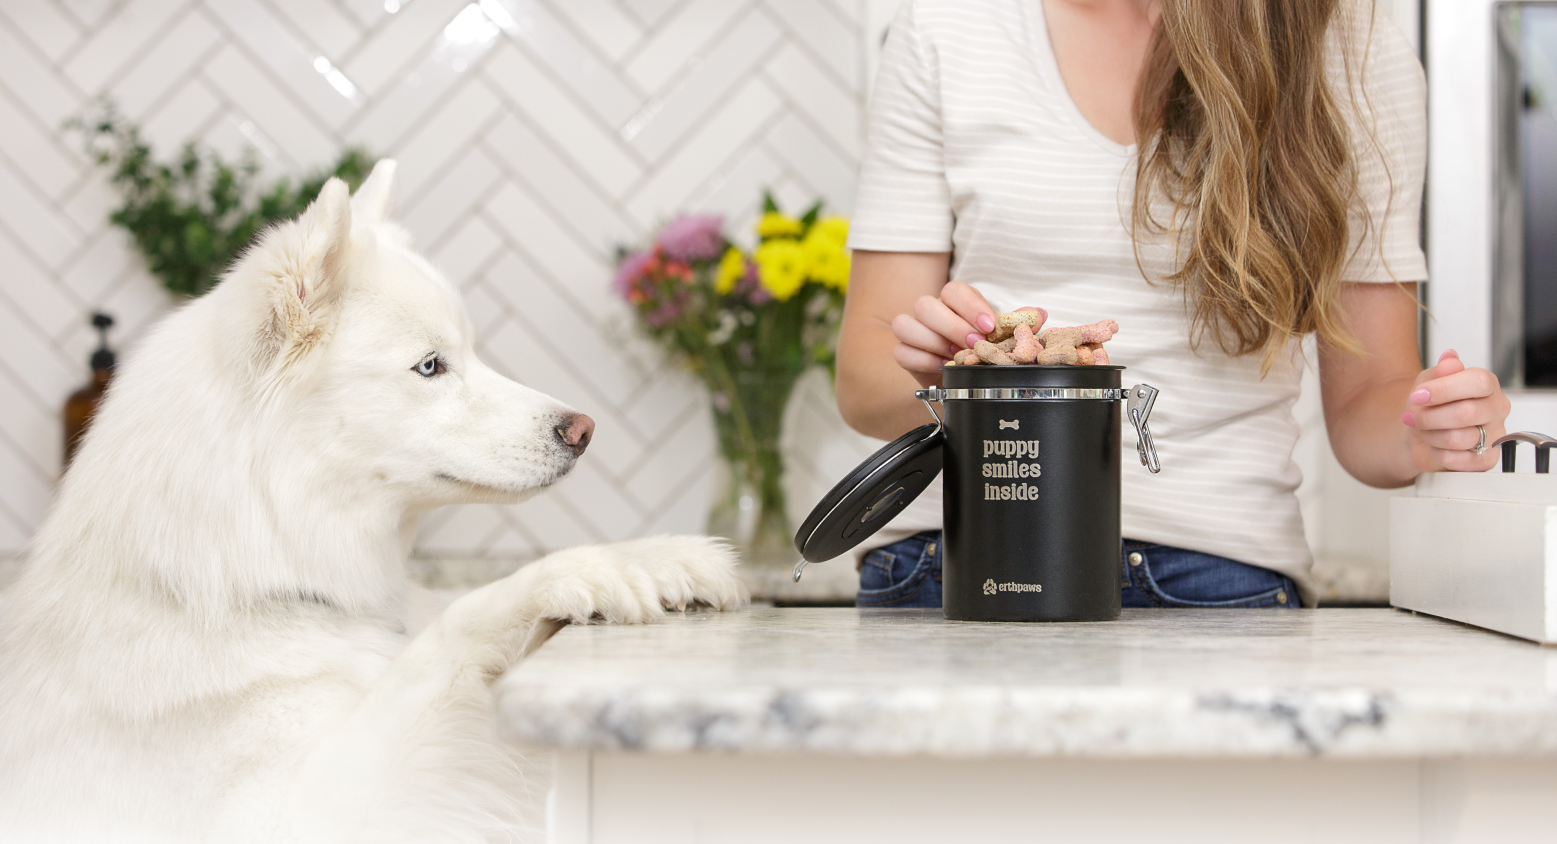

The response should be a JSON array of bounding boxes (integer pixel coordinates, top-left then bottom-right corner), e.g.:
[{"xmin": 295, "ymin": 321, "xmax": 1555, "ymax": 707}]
[{"xmin": 0, "ymin": 162, "xmax": 745, "ymax": 843}]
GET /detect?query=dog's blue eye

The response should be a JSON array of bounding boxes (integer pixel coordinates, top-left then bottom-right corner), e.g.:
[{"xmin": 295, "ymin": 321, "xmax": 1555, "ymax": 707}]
[{"xmin": 415, "ymin": 358, "xmax": 441, "ymax": 377}]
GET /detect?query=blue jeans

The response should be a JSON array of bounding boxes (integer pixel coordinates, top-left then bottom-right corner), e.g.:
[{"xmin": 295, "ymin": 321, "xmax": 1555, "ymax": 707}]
[{"xmin": 857, "ymin": 531, "xmax": 1299, "ymax": 609}]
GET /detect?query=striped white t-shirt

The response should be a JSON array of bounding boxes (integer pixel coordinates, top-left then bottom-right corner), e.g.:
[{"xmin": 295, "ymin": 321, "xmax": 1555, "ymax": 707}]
[{"xmin": 847, "ymin": 0, "xmax": 1428, "ymax": 601}]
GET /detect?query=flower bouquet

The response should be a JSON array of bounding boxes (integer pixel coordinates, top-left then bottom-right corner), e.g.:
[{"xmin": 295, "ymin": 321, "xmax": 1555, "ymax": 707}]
[{"xmin": 614, "ymin": 196, "xmax": 848, "ymax": 565}]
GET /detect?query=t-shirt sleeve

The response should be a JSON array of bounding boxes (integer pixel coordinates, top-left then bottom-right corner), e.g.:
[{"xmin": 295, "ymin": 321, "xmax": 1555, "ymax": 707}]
[
  {"xmin": 847, "ymin": 1, "xmax": 955, "ymax": 253},
  {"xmin": 1338, "ymin": 6, "xmax": 1428, "ymax": 283}
]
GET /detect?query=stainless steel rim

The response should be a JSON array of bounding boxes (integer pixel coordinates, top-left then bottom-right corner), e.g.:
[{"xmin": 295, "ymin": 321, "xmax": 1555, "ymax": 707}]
[{"xmin": 927, "ymin": 387, "xmax": 1127, "ymax": 401}]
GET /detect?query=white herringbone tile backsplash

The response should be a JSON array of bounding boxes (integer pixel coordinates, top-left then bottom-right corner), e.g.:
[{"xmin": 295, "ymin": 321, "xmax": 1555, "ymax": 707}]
[{"xmin": 0, "ymin": 0, "xmax": 888, "ymax": 565}]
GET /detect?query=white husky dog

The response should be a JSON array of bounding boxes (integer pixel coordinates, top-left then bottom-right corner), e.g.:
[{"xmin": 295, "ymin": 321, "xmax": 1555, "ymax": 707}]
[{"xmin": 0, "ymin": 161, "xmax": 744, "ymax": 843}]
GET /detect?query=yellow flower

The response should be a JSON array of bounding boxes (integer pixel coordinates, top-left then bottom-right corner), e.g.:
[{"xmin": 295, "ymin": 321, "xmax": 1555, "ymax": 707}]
[
  {"xmin": 756, "ymin": 212, "xmax": 803, "ymax": 239},
  {"xmin": 801, "ymin": 221, "xmax": 851, "ymax": 291},
  {"xmin": 809, "ymin": 215, "xmax": 849, "ymax": 246},
  {"xmin": 713, "ymin": 246, "xmax": 746, "ymax": 294},
  {"xmin": 755, "ymin": 239, "xmax": 806, "ymax": 301}
]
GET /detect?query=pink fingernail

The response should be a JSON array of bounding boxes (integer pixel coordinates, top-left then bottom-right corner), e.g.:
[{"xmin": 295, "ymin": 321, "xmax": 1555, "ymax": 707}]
[
  {"xmin": 1409, "ymin": 388, "xmax": 1430, "ymax": 405},
  {"xmin": 976, "ymin": 314, "xmax": 994, "ymax": 333},
  {"xmin": 1401, "ymin": 411, "xmax": 1415, "ymax": 427},
  {"xmin": 965, "ymin": 333, "xmax": 983, "ymax": 349}
]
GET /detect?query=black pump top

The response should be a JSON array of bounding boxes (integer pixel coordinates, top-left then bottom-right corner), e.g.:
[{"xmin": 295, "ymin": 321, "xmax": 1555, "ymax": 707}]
[{"xmin": 90, "ymin": 312, "xmax": 115, "ymax": 372}]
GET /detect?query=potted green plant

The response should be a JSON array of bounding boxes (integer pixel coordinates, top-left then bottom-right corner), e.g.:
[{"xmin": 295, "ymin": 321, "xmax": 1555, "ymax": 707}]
[{"xmin": 74, "ymin": 108, "xmax": 375, "ymax": 298}]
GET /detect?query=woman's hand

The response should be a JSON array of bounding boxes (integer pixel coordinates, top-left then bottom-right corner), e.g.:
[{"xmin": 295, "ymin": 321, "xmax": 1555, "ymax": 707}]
[
  {"xmin": 1402, "ymin": 349, "xmax": 1511, "ymax": 473},
  {"xmin": 835, "ymin": 251, "xmax": 955, "ymax": 440},
  {"xmin": 1321, "ymin": 283, "xmax": 1514, "ymax": 487},
  {"xmin": 890, "ymin": 281, "xmax": 997, "ymax": 386},
  {"xmin": 888, "ymin": 281, "xmax": 1046, "ymax": 387}
]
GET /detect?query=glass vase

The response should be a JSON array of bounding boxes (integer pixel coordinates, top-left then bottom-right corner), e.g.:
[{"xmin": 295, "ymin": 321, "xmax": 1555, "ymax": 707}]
[{"xmin": 704, "ymin": 362, "xmax": 804, "ymax": 570}]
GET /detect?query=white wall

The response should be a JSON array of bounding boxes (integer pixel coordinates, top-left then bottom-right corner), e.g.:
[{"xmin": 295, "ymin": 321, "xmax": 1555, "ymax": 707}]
[
  {"xmin": 0, "ymin": 0, "xmax": 879, "ymax": 566},
  {"xmin": 0, "ymin": 0, "xmax": 1430, "ymax": 601}
]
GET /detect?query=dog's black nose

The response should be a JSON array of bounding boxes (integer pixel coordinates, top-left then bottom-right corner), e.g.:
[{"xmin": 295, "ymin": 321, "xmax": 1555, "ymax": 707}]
[{"xmin": 555, "ymin": 414, "xmax": 594, "ymax": 456}]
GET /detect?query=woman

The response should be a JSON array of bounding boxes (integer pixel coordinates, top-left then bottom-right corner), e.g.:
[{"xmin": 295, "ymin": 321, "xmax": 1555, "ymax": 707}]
[{"xmin": 837, "ymin": 0, "xmax": 1511, "ymax": 608}]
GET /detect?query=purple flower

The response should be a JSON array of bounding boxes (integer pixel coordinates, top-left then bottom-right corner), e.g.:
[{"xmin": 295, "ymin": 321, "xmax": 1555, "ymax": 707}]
[
  {"xmin": 646, "ymin": 290, "xmax": 688, "ymax": 327},
  {"xmin": 657, "ymin": 214, "xmax": 726, "ymax": 262},
  {"xmin": 613, "ymin": 249, "xmax": 653, "ymax": 299},
  {"xmin": 647, "ymin": 302, "xmax": 675, "ymax": 327},
  {"xmin": 735, "ymin": 261, "xmax": 771, "ymax": 304}
]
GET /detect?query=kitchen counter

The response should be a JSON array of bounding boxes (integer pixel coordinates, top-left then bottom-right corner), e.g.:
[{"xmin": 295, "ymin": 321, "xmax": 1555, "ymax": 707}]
[
  {"xmin": 498, "ymin": 607, "xmax": 1557, "ymax": 758},
  {"xmin": 499, "ymin": 608, "xmax": 1557, "ymax": 844}
]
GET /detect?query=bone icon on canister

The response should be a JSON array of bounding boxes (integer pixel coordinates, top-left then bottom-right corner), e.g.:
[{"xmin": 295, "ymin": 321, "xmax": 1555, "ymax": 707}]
[{"xmin": 998, "ymin": 419, "xmax": 1019, "ymax": 430}]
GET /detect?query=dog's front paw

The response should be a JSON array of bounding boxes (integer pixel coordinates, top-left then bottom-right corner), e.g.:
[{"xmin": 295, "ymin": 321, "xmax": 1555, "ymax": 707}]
[
  {"xmin": 512, "ymin": 535, "xmax": 746, "ymax": 627},
  {"xmin": 603, "ymin": 535, "xmax": 748, "ymax": 612},
  {"xmin": 438, "ymin": 536, "xmax": 747, "ymax": 676}
]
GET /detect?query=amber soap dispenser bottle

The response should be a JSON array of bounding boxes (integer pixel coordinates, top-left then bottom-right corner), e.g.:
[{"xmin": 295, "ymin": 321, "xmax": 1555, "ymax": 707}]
[{"xmin": 63, "ymin": 312, "xmax": 115, "ymax": 469}]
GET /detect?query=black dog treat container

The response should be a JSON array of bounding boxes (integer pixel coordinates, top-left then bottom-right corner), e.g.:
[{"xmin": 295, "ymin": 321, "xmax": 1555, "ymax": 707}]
[{"xmin": 794, "ymin": 365, "xmax": 1160, "ymax": 622}]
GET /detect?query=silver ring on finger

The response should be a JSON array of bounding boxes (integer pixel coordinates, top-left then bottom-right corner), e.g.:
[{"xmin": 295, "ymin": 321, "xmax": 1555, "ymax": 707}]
[{"xmin": 1470, "ymin": 424, "xmax": 1488, "ymax": 455}]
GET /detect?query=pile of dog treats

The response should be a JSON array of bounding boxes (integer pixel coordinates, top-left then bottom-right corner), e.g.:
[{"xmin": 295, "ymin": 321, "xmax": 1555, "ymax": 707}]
[{"xmin": 946, "ymin": 311, "xmax": 1118, "ymax": 366}]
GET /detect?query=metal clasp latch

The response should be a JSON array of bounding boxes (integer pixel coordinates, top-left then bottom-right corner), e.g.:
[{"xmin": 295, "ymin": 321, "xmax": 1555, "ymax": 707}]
[
  {"xmin": 1127, "ymin": 383, "xmax": 1161, "ymax": 474},
  {"xmin": 914, "ymin": 388, "xmax": 945, "ymax": 432}
]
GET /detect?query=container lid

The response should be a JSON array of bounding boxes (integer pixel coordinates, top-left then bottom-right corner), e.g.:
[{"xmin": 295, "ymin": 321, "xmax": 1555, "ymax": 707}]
[{"xmin": 793, "ymin": 422, "xmax": 944, "ymax": 563}]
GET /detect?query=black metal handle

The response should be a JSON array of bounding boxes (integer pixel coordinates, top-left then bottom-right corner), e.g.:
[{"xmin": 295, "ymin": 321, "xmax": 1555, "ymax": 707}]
[{"xmin": 1490, "ymin": 432, "xmax": 1557, "ymax": 473}]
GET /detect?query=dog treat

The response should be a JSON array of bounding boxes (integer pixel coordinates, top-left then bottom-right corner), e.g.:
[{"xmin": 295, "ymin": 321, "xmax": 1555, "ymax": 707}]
[
  {"xmin": 1036, "ymin": 339, "xmax": 1079, "ymax": 365},
  {"xmin": 1010, "ymin": 323, "xmax": 1040, "ymax": 364},
  {"xmin": 1042, "ymin": 319, "xmax": 1118, "ymax": 346},
  {"xmin": 987, "ymin": 308, "xmax": 1048, "ymax": 343},
  {"xmin": 947, "ymin": 311, "xmax": 1118, "ymax": 367},
  {"xmin": 1037, "ymin": 327, "xmax": 1085, "ymax": 364},
  {"xmin": 974, "ymin": 339, "xmax": 1015, "ymax": 366},
  {"xmin": 1035, "ymin": 319, "xmax": 1119, "ymax": 366}
]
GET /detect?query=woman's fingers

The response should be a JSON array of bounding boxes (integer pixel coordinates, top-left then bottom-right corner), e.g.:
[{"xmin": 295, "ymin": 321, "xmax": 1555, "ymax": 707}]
[
  {"xmin": 1410, "ymin": 421, "xmax": 1505, "ymax": 473},
  {"xmin": 1412, "ymin": 415, "xmax": 1504, "ymax": 472},
  {"xmin": 893, "ymin": 341, "xmax": 951, "ymax": 374},
  {"xmin": 1407, "ymin": 393, "xmax": 1512, "ymax": 432},
  {"xmin": 1402, "ymin": 355, "xmax": 1511, "ymax": 474},
  {"xmin": 891, "ymin": 313, "xmax": 961, "ymax": 359},
  {"xmin": 912, "ymin": 294, "xmax": 982, "ymax": 350},
  {"xmin": 1409, "ymin": 425, "xmax": 1482, "ymax": 451},
  {"xmin": 940, "ymin": 281, "xmax": 997, "ymax": 337},
  {"xmin": 1408, "ymin": 366, "xmax": 1499, "ymax": 408},
  {"xmin": 1423, "ymin": 442, "xmax": 1503, "ymax": 473}
]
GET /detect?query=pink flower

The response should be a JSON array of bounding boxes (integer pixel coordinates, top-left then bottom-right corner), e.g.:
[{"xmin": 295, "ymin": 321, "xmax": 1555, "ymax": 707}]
[
  {"xmin": 613, "ymin": 250, "xmax": 653, "ymax": 299},
  {"xmin": 657, "ymin": 214, "xmax": 726, "ymax": 262}
]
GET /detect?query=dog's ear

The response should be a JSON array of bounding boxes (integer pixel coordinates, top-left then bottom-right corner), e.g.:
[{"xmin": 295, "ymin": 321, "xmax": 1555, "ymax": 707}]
[
  {"xmin": 256, "ymin": 177, "xmax": 353, "ymax": 370},
  {"xmin": 351, "ymin": 159, "xmax": 397, "ymax": 226}
]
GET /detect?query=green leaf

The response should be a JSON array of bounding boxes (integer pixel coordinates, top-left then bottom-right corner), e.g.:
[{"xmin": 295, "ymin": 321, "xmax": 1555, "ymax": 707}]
[
  {"xmin": 76, "ymin": 105, "xmax": 377, "ymax": 298},
  {"xmin": 799, "ymin": 200, "xmax": 823, "ymax": 229}
]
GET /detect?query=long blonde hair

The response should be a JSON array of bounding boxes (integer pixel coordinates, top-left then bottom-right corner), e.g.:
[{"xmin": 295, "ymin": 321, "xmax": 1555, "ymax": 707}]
[{"xmin": 1133, "ymin": 0, "xmax": 1366, "ymax": 370}]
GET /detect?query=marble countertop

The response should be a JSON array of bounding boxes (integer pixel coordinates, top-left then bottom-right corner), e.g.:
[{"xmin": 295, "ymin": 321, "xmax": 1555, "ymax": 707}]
[{"xmin": 496, "ymin": 607, "xmax": 1557, "ymax": 759}]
